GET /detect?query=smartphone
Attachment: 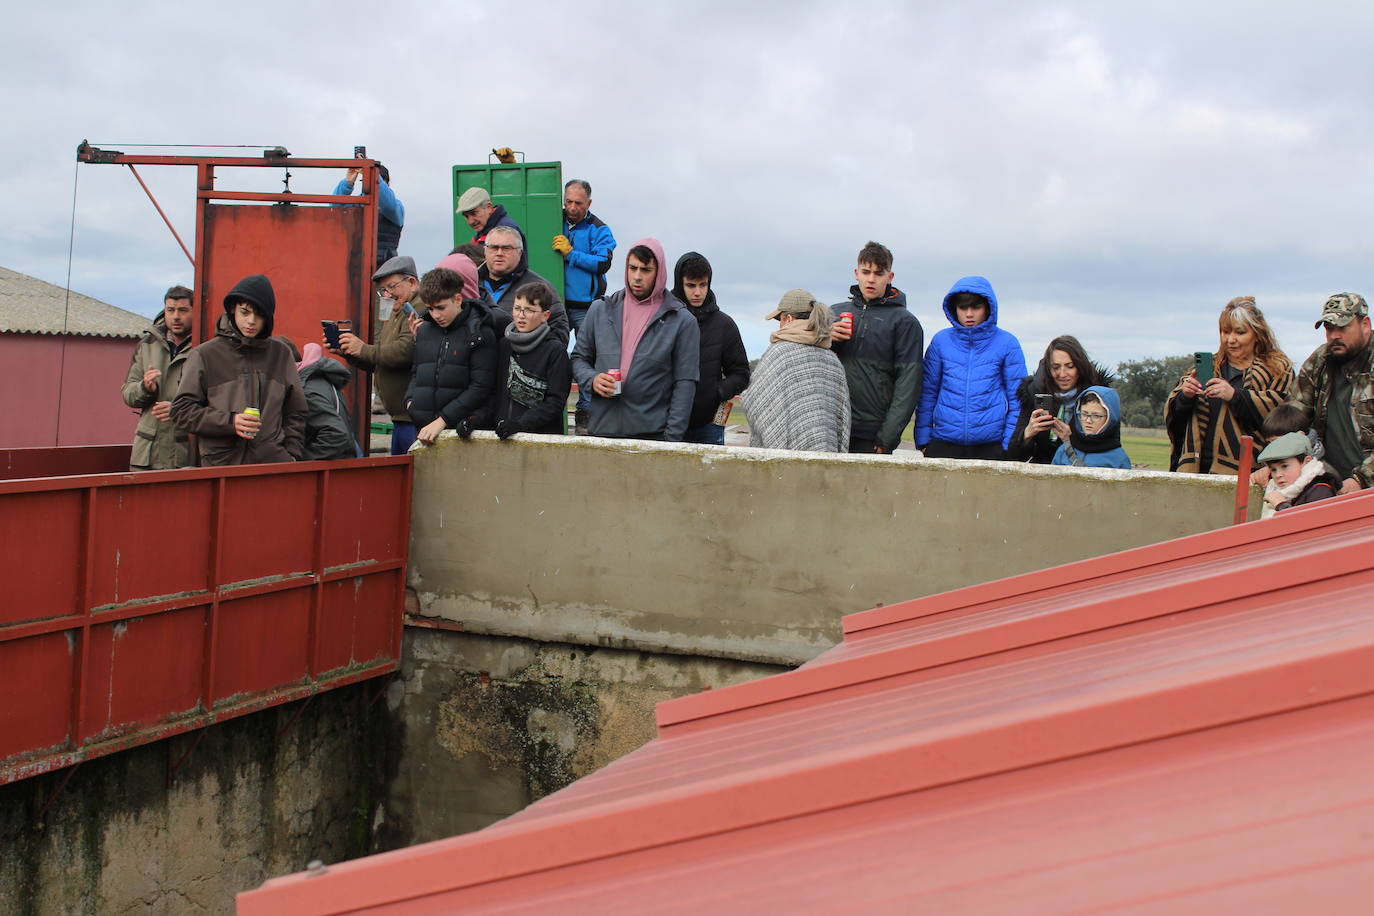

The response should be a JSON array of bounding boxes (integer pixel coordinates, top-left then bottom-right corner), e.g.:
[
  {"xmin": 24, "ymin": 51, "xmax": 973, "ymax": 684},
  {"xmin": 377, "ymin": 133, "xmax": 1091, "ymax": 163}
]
[
  {"xmin": 1033, "ymin": 394, "xmax": 1055, "ymax": 414},
  {"xmin": 322, "ymin": 320, "xmax": 342, "ymax": 349},
  {"xmin": 353, "ymin": 145, "xmax": 366, "ymax": 159},
  {"xmin": 1194, "ymin": 351, "xmax": 1214, "ymax": 385},
  {"xmin": 401, "ymin": 301, "xmax": 417, "ymax": 319}
]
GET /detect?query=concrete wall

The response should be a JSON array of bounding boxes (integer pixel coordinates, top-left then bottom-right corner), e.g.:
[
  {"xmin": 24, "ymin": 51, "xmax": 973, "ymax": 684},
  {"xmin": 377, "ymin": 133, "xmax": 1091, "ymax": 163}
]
[
  {"xmin": 0, "ymin": 685, "xmax": 386, "ymax": 916},
  {"xmin": 379, "ymin": 627, "xmax": 784, "ymax": 848},
  {"xmin": 409, "ymin": 434, "xmax": 1255, "ymax": 667}
]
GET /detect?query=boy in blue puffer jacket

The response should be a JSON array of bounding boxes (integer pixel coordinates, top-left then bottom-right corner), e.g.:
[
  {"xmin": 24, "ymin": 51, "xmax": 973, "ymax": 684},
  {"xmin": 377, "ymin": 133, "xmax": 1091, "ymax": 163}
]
[
  {"xmin": 915, "ymin": 276, "xmax": 1027, "ymax": 459},
  {"xmin": 1051, "ymin": 386, "xmax": 1133, "ymax": 469}
]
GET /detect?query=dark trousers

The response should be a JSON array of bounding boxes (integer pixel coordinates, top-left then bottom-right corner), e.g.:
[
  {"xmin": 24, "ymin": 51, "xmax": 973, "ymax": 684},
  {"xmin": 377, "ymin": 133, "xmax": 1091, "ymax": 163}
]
[
  {"xmin": 923, "ymin": 439, "xmax": 1006, "ymax": 460},
  {"xmin": 849, "ymin": 438, "xmax": 889, "ymax": 455}
]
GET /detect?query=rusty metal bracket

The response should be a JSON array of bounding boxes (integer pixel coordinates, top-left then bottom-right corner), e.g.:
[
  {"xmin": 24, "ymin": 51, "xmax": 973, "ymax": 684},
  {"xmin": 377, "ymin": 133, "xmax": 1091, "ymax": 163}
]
[
  {"xmin": 275, "ymin": 693, "xmax": 315, "ymax": 740},
  {"xmin": 167, "ymin": 727, "xmax": 208, "ymax": 786},
  {"xmin": 34, "ymin": 763, "xmax": 80, "ymax": 827},
  {"xmin": 75, "ymin": 140, "xmax": 123, "ymax": 163}
]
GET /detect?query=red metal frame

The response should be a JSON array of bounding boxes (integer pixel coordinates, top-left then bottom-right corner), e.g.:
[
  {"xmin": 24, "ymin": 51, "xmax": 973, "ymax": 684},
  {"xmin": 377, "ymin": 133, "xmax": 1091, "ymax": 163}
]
[
  {"xmin": 0, "ymin": 454, "xmax": 411, "ymax": 786},
  {"xmin": 77, "ymin": 144, "xmax": 380, "ymax": 452}
]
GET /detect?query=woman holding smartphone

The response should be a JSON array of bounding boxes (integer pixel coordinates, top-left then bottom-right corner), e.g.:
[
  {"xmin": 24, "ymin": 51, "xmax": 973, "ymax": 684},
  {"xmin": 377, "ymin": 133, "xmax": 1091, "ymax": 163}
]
[
  {"xmin": 1008, "ymin": 335, "xmax": 1113, "ymax": 464},
  {"xmin": 1165, "ymin": 297, "xmax": 1294, "ymax": 475}
]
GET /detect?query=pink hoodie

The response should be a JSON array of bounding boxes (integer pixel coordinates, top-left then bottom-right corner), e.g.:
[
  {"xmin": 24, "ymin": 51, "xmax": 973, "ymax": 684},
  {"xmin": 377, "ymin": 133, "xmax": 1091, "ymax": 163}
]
[
  {"xmin": 621, "ymin": 237, "xmax": 668, "ymax": 379},
  {"xmin": 435, "ymin": 254, "xmax": 480, "ymax": 300}
]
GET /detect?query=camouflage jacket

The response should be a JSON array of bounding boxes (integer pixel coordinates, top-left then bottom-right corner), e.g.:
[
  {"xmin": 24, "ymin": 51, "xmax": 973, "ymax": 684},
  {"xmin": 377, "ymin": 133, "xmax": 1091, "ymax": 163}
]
[{"xmin": 1289, "ymin": 342, "xmax": 1374, "ymax": 487}]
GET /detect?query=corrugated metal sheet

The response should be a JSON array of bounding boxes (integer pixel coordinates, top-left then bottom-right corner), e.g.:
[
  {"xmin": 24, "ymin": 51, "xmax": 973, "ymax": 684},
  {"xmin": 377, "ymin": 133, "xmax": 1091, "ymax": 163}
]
[
  {"xmin": 240, "ymin": 490, "xmax": 1374, "ymax": 915},
  {"xmin": 0, "ymin": 266, "xmax": 151, "ymax": 338}
]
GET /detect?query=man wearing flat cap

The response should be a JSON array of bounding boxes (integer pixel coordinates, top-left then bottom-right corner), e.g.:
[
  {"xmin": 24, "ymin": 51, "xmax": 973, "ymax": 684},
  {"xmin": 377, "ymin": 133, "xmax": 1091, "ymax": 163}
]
[
  {"xmin": 329, "ymin": 255, "xmax": 426, "ymax": 454},
  {"xmin": 1288, "ymin": 292, "xmax": 1374, "ymax": 494},
  {"xmin": 456, "ymin": 186, "xmax": 523, "ymax": 246}
]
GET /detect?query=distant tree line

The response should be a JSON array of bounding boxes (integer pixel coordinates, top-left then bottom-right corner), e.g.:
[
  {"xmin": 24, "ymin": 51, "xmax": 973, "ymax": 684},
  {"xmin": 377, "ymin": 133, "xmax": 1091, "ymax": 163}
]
[{"xmin": 1113, "ymin": 355, "xmax": 1193, "ymax": 429}]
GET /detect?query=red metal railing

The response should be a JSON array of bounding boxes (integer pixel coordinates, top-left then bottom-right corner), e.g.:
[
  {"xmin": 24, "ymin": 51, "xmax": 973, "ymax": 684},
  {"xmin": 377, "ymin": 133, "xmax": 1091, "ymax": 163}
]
[{"xmin": 0, "ymin": 454, "xmax": 410, "ymax": 785}]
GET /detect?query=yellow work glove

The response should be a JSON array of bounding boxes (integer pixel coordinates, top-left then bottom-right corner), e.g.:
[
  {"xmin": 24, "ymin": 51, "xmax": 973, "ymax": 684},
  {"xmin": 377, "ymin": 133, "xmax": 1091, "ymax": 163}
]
[{"xmin": 552, "ymin": 235, "xmax": 573, "ymax": 257}]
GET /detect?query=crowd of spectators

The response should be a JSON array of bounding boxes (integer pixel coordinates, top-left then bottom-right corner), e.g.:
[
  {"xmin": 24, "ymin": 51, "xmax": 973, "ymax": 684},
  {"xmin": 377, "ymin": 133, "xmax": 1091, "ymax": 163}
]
[{"xmin": 121, "ymin": 172, "xmax": 1374, "ymax": 512}]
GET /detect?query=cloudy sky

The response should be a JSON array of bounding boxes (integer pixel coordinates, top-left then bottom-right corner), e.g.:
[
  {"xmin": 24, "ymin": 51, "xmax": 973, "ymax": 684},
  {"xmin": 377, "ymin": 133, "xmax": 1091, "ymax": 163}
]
[{"xmin": 6, "ymin": 1, "xmax": 1374, "ymax": 369}]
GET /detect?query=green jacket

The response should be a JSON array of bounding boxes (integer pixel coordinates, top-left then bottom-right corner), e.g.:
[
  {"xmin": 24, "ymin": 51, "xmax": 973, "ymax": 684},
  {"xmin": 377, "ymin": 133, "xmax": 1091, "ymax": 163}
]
[
  {"xmin": 1290, "ymin": 341, "xmax": 1374, "ymax": 486},
  {"xmin": 343, "ymin": 294, "xmax": 423, "ymax": 422},
  {"xmin": 828, "ymin": 285, "xmax": 925, "ymax": 451},
  {"xmin": 120, "ymin": 315, "xmax": 192, "ymax": 470}
]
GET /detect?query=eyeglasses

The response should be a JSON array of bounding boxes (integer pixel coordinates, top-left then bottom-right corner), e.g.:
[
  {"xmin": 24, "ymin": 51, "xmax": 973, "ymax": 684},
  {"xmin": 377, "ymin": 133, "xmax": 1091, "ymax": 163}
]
[
  {"xmin": 512, "ymin": 306, "xmax": 543, "ymax": 315},
  {"xmin": 485, "ymin": 243, "xmax": 519, "ymax": 253},
  {"xmin": 378, "ymin": 278, "xmax": 408, "ymax": 297},
  {"xmin": 1080, "ymin": 411, "xmax": 1109, "ymax": 422}
]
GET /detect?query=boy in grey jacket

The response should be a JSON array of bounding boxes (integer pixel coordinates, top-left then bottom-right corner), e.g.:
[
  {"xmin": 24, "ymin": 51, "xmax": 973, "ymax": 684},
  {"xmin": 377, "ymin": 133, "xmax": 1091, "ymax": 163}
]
[{"xmin": 571, "ymin": 238, "xmax": 699, "ymax": 441}]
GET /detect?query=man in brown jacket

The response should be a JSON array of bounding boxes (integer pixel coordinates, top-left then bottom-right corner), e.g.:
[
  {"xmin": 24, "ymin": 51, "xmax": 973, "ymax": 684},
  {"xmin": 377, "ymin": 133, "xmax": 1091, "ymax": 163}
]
[
  {"xmin": 332, "ymin": 254, "xmax": 423, "ymax": 454},
  {"xmin": 121, "ymin": 285, "xmax": 194, "ymax": 470},
  {"xmin": 171, "ymin": 274, "xmax": 306, "ymax": 465}
]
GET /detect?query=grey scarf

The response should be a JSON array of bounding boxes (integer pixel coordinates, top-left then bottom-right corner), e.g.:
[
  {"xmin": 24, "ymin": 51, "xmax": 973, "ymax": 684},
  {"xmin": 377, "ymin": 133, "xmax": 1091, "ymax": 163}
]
[{"xmin": 505, "ymin": 320, "xmax": 550, "ymax": 354}]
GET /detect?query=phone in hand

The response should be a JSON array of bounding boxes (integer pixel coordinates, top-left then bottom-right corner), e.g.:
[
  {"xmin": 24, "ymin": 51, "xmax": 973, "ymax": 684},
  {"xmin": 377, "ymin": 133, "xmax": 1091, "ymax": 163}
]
[
  {"xmin": 401, "ymin": 301, "xmax": 417, "ymax": 319},
  {"xmin": 322, "ymin": 320, "xmax": 342, "ymax": 349},
  {"xmin": 353, "ymin": 146, "xmax": 366, "ymax": 159},
  {"xmin": 1033, "ymin": 393, "xmax": 1055, "ymax": 414},
  {"xmin": 1194, "ymin": 351, "xmax": 1215, "ymax": 385}
]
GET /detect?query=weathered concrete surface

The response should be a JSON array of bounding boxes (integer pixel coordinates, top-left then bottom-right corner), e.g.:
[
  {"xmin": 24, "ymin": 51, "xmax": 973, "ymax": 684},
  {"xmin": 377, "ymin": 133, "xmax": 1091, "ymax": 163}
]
[
  {"xmin": 409, "ymin": 433, "xmax": 1256, "ymax": 666},
  {"xmin": 378, "ymin": 628, "xmax": 784, "ymax": 847},
  {"xmin": 0, "ymin": 685, "xmax": 386, "ymax": 916}
]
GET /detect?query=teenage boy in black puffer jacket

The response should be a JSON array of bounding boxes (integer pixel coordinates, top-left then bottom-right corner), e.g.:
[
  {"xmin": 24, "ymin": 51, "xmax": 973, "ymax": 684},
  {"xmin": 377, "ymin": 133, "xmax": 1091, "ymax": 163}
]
[
  {"xmin": 672, "ymin": 251, "xmax": 750, "ymax": 445},
  {"xmin": 405, "ymin": 268, "xmax": 498, "ymax": 446},
  {"xmin": 494, "ymin": 281, "xmax": 572, "ymax": 437}
]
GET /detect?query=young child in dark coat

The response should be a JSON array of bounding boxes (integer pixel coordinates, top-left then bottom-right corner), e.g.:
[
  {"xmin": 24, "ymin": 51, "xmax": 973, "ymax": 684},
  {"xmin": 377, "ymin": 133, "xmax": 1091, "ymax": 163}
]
[
  {"xmin": 405, "ymin": 267, "xmax": 498, "ymax": 446},
  {"xmin": 494, "ymin": 281, "xmax": 572, "ymax": 438},
  {"xmin": 1258, "ymin": 431, "xmax": 1342, "ymax": 517}
]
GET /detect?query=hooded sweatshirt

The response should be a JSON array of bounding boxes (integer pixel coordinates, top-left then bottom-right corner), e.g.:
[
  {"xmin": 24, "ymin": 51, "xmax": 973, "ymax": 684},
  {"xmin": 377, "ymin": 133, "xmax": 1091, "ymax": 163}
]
[
  {"xmin": 1051, "ymin": 386, "xmax": 1132, "ymax": 469},
  {"xmin": 570, "ymin": 238, "xmax": 700, "ymax": 441},
  {"xmin": 170, "ymin": 275, "xmax": 307, "ymax": 465},
  {"xmin": 672, "ymin": 252, "xmax": 750, "ymax": 429},
  {"xmin": 297, "ymin": 343, "xmax": 360, "ymax": 460},
  {"xmin": 828, "ymin": 281, "xmax": 924, "ymax": 452},
  {"xmin": 915, "ymin": 276, "xmax": 1027, "ymax": 450}
]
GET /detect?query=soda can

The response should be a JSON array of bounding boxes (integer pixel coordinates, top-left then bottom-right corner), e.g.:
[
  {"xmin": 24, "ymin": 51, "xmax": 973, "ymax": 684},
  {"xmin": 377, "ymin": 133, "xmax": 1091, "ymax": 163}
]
[
  {"xmin": 608, "ymin": 369, "xmax": 623, "ymax": 396},
  {"xmin": 242, "ymin": 407, "xmax": 261, "ymax": 419},
  {"xmin": 840, "ymin": 312, "xmax": 853, "ymax": 329}
]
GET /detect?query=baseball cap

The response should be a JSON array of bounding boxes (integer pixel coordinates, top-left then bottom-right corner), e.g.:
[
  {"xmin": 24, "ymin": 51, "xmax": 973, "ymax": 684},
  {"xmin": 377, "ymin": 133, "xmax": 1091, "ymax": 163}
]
[{"xmin": 1315, "ymin": 292, "xmax": 1368, "ymax": 329}]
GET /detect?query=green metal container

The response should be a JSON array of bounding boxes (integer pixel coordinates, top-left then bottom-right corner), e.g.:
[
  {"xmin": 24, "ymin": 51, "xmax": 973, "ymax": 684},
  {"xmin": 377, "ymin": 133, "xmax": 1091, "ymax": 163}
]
[{"xmin": 452, "ymin": 160, "xmax": 564, "ymax": 299}]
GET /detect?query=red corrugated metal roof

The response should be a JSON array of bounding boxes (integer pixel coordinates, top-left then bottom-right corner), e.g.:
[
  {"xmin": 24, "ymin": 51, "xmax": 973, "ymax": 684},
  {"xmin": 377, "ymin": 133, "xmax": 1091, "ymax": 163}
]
[{"xmin": 240, "ymin": 490, "xmax": 1374, "ymax": 915}]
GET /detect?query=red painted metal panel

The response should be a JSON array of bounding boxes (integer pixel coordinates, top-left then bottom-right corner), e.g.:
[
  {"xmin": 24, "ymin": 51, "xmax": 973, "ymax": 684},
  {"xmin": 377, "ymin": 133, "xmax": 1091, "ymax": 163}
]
[
  {"xmin": 0, "ymin": 335, "xmax": 142, "ymax": 449},
  {"xmin": 239, "ymin": 490, "xmax": 1374, "ymax": 914},
  {"xmin": 0, "ymin": 454, "xmax": 410, "ymax": 786},
  {"xmin": 0, "ymin": 445, "xmax": 130, "ymax": 480},
  {"xmin": 2, "ymin": 489, "xmax": 84, "ymax": 625}
]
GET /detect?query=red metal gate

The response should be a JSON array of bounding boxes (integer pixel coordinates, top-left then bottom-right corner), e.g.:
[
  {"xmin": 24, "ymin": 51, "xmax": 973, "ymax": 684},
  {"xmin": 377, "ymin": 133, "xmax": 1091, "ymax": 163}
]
[{"xmin": 0, "ymin": 454, "xmax": 410, "ymax": 785}]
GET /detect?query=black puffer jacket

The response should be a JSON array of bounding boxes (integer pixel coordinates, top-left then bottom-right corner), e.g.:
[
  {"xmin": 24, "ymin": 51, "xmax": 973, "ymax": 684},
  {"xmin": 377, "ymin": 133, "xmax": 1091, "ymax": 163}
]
[
  {"xmin": 405, "ymin": 300, "xmax": 498, "ymax": 429},
  {"xmin": 672, "ymin": 252, "xmax": 750, "ymax": 430}
]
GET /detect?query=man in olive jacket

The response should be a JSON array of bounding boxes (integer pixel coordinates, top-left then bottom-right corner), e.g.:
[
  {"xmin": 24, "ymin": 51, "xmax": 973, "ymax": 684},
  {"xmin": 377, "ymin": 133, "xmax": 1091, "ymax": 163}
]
[
  {"xmin": 333, "ymin": 255, "xmax": 424, "ymax": 454},
  {"xmin": 121, "ymin": 285, "xmax": 194, "ymax": 470}
]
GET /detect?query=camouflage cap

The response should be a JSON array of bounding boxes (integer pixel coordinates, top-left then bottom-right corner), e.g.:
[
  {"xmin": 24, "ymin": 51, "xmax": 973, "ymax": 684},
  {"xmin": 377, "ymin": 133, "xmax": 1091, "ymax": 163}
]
[{"xmin": 1315, "ymin": 292, "xmax": 1368, "ymax": 329}]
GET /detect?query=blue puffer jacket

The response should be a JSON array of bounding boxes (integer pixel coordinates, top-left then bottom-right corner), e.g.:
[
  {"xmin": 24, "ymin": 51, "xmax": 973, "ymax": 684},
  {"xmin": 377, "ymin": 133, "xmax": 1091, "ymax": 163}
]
[
  {"xmin": 1051, "ymin": 386, "xmax": 1132, "ymax": 469},
  {"xmin": 562, "ymin": 213, "xmax": 617, "ymax": 304},
  {"xmin": 915, "ymin": 276, "xmax": 1027, "ymax": 449}
]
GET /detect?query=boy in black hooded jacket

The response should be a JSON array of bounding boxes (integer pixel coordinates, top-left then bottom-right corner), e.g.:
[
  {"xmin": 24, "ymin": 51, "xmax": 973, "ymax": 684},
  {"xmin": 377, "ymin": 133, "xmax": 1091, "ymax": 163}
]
[
  {"xmin": 673, "ymin": 251, "xmax": 749, "ymax": 445},
  {"xmin": 494, "ymin": 281, "xmax": 572, "ymax": 437}
]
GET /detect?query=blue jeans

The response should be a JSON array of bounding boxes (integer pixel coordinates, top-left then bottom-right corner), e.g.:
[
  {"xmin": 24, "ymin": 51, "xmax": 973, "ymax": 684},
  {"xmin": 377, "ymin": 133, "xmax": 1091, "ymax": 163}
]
[
  {"xmin": 391, "ymin": 421, "xmax": 417, "ymax": 455},
  {"xmin": 684, "ymin": 423, "xmax": 725, "ymax": 445},
  {"xmin": 568, "ymin": 306, "xmax": 591, "ymax": 410}
]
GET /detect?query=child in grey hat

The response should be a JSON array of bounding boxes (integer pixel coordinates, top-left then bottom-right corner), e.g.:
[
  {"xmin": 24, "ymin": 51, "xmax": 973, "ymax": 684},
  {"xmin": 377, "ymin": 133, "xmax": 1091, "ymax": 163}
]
[{"xmin": 1258, "ymin": 431, "xmax": 1341, "ymax": 517}]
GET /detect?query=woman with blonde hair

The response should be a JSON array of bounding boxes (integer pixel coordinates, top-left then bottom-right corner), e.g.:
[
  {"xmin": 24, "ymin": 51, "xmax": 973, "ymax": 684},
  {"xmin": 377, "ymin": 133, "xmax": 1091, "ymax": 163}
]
[{"xmin": 1165, "ymin": 296, "xmax": 1294, "ymax": 475}]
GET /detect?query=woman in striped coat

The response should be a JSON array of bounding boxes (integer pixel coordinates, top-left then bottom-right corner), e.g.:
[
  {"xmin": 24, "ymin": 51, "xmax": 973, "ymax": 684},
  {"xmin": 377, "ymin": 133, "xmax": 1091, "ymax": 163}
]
[{"xmin": 1165, "ymin": 297, "xmax": 1294, "ymax": 475}]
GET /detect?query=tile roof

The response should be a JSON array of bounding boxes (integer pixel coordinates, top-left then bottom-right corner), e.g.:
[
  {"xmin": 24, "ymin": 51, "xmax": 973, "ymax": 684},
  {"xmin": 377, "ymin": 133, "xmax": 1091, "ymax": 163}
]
[{"xmin": 0, "ymin": 266, "xmax": 150, "ymax": 339}]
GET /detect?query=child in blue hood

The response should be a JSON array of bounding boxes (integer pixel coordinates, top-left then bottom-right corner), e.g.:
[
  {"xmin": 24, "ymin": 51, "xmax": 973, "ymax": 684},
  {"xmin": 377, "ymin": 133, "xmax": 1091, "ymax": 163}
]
[
  {"xmin": 1051, "ymin": 386, "xmax": 1132, "ymax": 469},
  {"xmin": 916, "ymin": 276, "xmax": 1027, "ymax": 459}
]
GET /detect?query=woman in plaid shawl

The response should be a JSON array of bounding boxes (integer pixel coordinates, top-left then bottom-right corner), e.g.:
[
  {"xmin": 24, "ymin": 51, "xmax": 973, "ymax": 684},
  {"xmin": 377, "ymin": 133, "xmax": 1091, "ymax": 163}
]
[{"xmin": 1166, "ymin": 297, "xmax": 1294, "ymax": 475}]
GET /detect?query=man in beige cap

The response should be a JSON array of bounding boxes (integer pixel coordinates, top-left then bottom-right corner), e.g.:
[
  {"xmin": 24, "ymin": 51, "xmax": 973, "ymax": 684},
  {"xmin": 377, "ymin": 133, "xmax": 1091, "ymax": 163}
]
[
  {"xmin": 1289, "ymin": 292, "xmax": 1374, "ymax": 494},
  {"xmin": 456, "ymin": 186, "xmax": 523, "ymax": 245}
]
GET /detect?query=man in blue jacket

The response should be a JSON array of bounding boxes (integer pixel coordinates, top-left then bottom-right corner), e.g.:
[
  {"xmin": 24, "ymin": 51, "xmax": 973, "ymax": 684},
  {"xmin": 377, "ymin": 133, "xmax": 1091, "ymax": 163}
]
[
  {"xmin": 552, "ymin": 179, "xmax": 617, "ymax": 432},
  {"xmin": 916, "ymin": 276, "xmax": 1027, "ymax": 459},
  {"xmin": 571, "ymin": 238, "xmax": 699, "ymax": 441},
  {"xmin": 333, "ymin": 162, "xmax": 404, "ymax": 269}
]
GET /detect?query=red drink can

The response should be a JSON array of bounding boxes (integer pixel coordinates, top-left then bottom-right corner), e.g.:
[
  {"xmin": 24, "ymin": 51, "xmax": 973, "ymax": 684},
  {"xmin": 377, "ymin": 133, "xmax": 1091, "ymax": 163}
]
[
  {"xmin": 608, "ymin": 368, "xmax": 623, "ymax": 396},
  {"xmin": 840, "ymin": 312, "xmax": 853, "ymax": 332}
]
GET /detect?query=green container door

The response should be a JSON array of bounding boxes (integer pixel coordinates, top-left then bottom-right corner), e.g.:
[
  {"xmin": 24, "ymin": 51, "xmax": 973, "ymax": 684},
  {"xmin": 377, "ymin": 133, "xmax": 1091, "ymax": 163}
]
[{"xmin": 452, "ymin": 161, "xmax": 564, "ymax": 300}]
